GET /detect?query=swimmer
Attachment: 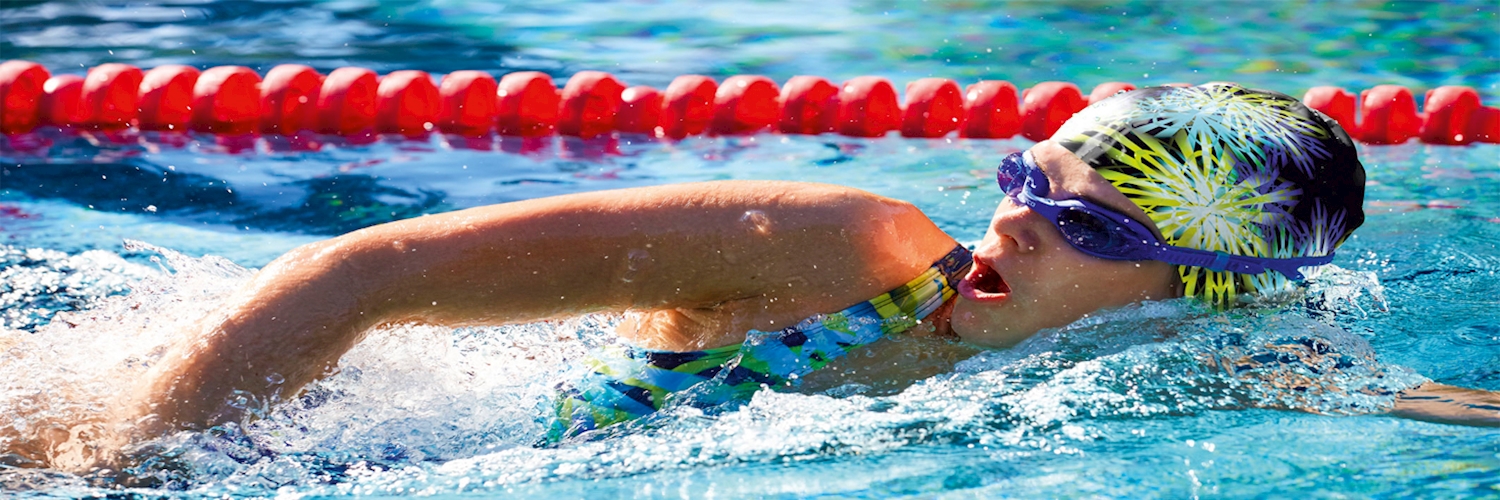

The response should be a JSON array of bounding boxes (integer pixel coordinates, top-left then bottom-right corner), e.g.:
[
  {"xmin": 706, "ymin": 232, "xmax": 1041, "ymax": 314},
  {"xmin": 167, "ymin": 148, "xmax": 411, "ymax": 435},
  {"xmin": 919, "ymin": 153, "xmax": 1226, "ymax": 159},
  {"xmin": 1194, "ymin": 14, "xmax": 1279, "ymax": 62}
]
[{"xmin": 6, "ymin": 84, "xmax": 1497, "ymax": 472}]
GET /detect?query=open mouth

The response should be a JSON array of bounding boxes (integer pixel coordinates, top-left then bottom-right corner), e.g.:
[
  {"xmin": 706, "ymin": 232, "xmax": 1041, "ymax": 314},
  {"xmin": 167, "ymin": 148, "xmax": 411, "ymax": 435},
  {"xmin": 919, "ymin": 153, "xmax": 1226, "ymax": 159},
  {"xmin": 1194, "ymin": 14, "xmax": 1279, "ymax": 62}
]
[{"xmin": 957, "ymin": 260, "xmax": 1011, "ymax": 302}]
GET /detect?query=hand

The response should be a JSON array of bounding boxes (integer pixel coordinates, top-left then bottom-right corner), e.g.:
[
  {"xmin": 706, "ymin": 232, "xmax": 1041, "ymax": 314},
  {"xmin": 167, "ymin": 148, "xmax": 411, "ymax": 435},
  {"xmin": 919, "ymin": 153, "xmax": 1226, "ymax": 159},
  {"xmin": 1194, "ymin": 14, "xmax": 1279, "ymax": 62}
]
[{"xmin": 1390, "ymin": 382, "xmax": 1500, "ymax": 427}]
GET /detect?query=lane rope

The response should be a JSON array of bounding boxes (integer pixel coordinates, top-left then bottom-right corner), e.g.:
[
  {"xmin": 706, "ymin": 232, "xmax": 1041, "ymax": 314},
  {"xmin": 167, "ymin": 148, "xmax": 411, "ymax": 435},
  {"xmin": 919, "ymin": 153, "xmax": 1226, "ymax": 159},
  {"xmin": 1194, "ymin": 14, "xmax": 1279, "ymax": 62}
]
[{"xmin": 2, "ymin": 60, "xmax": 1496, "ymax": 146}]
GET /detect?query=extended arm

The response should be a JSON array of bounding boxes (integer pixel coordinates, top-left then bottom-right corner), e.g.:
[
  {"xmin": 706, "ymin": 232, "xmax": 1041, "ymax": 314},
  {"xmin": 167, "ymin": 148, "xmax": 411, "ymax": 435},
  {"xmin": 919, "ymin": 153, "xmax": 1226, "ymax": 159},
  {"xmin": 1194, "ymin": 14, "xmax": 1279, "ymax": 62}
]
[
  {"xmin": 127, "ymin": 180, "xmax": 957, "ymax": 434},
  {"xmin": 1391, "ymin": 383, "xmax": 1500, "ymax": 427}
]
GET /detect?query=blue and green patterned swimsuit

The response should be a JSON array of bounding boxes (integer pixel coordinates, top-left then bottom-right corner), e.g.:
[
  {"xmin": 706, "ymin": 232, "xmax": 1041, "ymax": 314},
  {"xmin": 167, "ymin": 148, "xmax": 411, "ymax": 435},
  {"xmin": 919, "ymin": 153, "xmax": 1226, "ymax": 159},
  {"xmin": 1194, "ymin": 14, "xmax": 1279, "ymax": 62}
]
[{"xmin": 549, "ymin": 245, "xmax": 972, "ymax": 440}]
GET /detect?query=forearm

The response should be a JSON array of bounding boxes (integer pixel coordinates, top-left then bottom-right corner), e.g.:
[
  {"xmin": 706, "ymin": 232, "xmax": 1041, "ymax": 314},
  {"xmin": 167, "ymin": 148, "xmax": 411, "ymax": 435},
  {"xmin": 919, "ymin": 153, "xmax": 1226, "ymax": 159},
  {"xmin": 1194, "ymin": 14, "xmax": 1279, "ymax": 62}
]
[
  {"xmin": 137, "ymin": 211, "xmax": 645, "ymax": 431},
  {"xmin": 134, "ymin": 237, "xmax": 378, "ymax": 432},
  {"xmin": 1389, "ymin": 382, "xmax": 1500, "ymax": 427}
]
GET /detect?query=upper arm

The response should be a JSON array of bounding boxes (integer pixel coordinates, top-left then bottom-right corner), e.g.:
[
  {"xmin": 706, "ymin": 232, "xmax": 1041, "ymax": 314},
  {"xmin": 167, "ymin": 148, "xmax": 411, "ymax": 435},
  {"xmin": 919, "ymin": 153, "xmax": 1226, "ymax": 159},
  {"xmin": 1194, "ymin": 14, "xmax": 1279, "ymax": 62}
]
[{"xmin": 339, "ymin": 181, "xmax": 956, "ymax": 328}]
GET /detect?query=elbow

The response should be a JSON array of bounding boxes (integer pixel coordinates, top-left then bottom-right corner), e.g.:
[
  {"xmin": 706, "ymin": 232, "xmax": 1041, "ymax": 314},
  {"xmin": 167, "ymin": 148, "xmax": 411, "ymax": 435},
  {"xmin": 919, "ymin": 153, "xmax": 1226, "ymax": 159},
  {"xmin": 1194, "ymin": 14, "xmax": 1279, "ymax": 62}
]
[
  {"xmin": 252, "ymin": 235, "xmax": 384, "ymax": 328},
  {"xmin": 843, "ymin": 195, "xmax": 932, "ymax": 243}
]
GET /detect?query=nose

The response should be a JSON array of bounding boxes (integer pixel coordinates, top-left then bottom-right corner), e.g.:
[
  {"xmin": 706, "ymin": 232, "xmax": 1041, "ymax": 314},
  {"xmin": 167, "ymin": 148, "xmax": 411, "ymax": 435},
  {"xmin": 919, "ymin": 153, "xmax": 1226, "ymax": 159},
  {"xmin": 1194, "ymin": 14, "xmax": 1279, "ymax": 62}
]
[{"xmin": 984, "ymin": 199, "xmax": 1049, "ymax": 255}]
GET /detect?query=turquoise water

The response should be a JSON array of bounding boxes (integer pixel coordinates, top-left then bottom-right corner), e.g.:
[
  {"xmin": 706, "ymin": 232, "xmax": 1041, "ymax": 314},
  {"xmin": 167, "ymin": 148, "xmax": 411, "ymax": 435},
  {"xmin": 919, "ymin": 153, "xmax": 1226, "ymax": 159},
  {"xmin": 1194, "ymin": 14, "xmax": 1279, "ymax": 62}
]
[{"xmin": 2, "ymin": 1, "xmax": 1499, "ymax": 497}]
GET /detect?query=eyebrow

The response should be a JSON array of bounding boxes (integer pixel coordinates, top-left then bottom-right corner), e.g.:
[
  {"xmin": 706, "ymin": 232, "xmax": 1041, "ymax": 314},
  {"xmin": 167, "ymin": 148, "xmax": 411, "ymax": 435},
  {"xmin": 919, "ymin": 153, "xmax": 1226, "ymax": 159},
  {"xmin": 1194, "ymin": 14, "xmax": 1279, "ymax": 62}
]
[
  {"xmin": 1077, "ymin": 193, "xmax": 1161, "ymax": 236},
  {"xmin": 1039, "ymin": 169, "xmax": 1157, "ymax": 232},
  {"xmin": 1028, "ymin": 150, "xmax": 1161, "ymax": 235},
  {"xmin": 1080, "ymin": 194, "xmax": 1144, "ymax": 222},
  {"xmin": 1031, "ymin": 163, "xmax": 1140, "ymax": 219}
]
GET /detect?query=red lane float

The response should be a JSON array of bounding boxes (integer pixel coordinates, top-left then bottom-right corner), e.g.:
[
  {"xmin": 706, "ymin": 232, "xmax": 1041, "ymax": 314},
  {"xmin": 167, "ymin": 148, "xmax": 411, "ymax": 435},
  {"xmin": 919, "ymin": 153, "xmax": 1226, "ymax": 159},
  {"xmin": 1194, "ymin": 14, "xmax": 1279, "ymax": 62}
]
[
  {"xmin": 556, "ymin": 71, "xmax": 623, "ymax": 139},
  {"xmin": 260, "ymin": 64, "xmax": 323, "ymax": 135},
  {"xmin": 1302, "ymin": 86, "xmax": 1358, "ymax": 137},
  {"xmin": 191, "ymin": 66, "xmax": 262, "ymax": 135},
  {"xmin": 39, "ymin": 75, "xmax": 85, "ymax": 127},
  {"xmin": 375, "ymin": 70, "xmax": 439, "ymax": 136},
  {"xmin": 316, "ymin": 67, "xmax": 378, "ymax": 136},
  {"xmin": 901, "ymin": 78, "xmax": 963, "ymax": 138},
  {"xmin": 1088, "ymin": 82, "xmax": 1135, "ymax": 104},
  {"xmin": 496, "ymin": 71, "xmax": 559, "ymax": 137},
  {"xmin": 1420, "ymin": 86, "xmax": 1480, "ymax": 145},
  {"xmin": 660, "ymin": 75, "xmax": 716, "ymax": 138},
  {"xmin": 617, "ymin": 85, "xmax": 663, "ymax": 135},
  {"xmin": 837, "ymin": 76, "xmax": 901, "ymax": 138},
  {"xmin": 777, "ymin": 76, "xmax": 838, "ymax": 135},
  {"xmin": 1470, "ymin": 106, "xmax": 1500, "ymax": 144},
  {"xmin": 1020, "ymin": 81, "xmax": 1086, "ymax": 141},
  {"xmin": 1, "ymin": 60, "xmax": 49, "ymax": 134},
  {"xmin": 82, "ymin": 63, "xmax": 143, "ymax": 129},
  {"xmin": 5, "ymin": 61, "xmax": 1500, "ymax": 147},
  {"xmin": 960, "ymin": 80, "xmax": 1019, "ymax": 139},
  {"xmin": 437, "ymin": 70, "xmax": 497, "ymax": 136},
  {"xmin": 1357, "ymin": 85, "xmax": 1420, "ymax": 145},
  {"xmin": 136, "ymin": 65, "xmax": 200, "ymax": 131},
  {"xmin": 710, "ymin": 75, "xmax": 779, "ymax": 136}
]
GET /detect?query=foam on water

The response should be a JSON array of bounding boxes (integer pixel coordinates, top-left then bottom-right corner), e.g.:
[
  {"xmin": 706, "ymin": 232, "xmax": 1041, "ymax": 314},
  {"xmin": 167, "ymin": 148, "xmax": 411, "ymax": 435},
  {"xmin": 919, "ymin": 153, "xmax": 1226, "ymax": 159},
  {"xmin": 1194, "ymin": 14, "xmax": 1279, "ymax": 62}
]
[
  {"xmin": 0, "ymin": 243, "xmax": 1429, "ymax": 496},
  {"xmin": 0, "ymin": 244, "xmax": 155, "ymax": 331},
  {"xmin": 4, "ymin": 0, "xmax": 1498, "ymax": 495},
  {"xmin": 1, "ymin": 241, "xmax": 246, "ymax": 481}
]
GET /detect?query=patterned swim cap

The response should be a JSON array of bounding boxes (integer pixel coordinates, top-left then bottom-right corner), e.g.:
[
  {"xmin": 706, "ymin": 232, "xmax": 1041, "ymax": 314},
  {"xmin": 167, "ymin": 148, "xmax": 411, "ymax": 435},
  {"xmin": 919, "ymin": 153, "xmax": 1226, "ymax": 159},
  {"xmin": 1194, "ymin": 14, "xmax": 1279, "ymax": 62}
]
[{"xmin": 1052, "ymin": 83, "xmax": 1365, "ymax": 306}]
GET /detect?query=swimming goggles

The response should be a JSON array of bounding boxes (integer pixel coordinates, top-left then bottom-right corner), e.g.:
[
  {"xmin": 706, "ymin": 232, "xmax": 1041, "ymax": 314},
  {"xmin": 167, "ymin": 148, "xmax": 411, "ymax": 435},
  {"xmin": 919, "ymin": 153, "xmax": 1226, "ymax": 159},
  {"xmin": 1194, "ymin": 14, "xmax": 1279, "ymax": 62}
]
[{"xmin": 996, "ymin": 151, "xmax": 1333, "ymax": 280}]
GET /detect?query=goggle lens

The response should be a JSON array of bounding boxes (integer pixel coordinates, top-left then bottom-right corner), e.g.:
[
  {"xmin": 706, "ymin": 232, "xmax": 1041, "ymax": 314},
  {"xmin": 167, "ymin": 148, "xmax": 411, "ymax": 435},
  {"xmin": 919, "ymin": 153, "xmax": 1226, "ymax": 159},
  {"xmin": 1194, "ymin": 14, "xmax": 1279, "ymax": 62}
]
[{"xmin": 1056, "ymin": 208, "xmax": 1129, "ymax": 257}]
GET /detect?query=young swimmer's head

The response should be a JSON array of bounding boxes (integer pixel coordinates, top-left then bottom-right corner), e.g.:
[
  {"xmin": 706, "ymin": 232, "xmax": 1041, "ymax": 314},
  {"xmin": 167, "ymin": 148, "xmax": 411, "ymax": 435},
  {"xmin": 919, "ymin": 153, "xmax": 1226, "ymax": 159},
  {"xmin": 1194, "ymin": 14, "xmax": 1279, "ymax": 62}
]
[
  {"xmin": 950, "ymin": 83, "xmax": 1366, "ymax": 347},
  {"xmin": 1055, "ymin": 83, "xmax": 1367, "ymax": 305}
]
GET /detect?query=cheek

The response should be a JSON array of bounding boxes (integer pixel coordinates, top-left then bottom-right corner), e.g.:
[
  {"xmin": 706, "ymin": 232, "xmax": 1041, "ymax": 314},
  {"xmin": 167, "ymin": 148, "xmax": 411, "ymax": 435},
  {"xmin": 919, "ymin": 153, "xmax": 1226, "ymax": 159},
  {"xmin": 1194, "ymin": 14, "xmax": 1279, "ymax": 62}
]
[
  {"xmin": 1072, "ymin": 261, "xmax": 1178, "ymax": 303},
  {"xmin": 1027, "ymin": 258, "xmax": 1168, "ymax": 319},
  {"xmin": 950, "ymin": 250, "xmax": 1179, "ymax": 345},
  {"xmin": 950, "ymin": 299, "xmax": 1033, "ymax": 347}
]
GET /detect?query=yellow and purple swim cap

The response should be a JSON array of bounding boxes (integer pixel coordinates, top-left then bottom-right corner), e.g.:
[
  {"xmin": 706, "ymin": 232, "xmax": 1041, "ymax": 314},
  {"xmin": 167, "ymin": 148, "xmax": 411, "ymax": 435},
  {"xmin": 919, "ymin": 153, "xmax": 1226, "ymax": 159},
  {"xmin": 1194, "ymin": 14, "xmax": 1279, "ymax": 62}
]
[{"xmin": 1053, "ymin": 83, "xmax": 1366, "ymax": 306}]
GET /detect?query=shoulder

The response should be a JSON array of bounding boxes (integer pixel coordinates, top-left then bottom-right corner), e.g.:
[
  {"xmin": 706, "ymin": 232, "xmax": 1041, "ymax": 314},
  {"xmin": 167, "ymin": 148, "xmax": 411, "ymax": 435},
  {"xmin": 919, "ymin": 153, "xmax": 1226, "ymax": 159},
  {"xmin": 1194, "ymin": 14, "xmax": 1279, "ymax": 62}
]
[
  {"xmin": 672, "ymin": 180, "xmax": 938, "ymax": 230},
  {"xmin": 685, "ymin": 180, "xmax": 958, "ymax": 288},
  {"xmin": 712, "ymin": 180, "xmax": 952, "ymax": 249},
  {"xmin": 636, "ymin": 180, "xmax": 902, "ymax": 207}
]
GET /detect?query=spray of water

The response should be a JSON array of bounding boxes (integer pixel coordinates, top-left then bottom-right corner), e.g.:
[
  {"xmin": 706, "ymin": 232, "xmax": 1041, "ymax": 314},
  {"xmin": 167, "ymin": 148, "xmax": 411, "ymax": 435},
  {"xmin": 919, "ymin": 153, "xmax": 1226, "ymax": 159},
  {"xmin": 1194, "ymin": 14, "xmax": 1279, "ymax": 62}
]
[
  {"xmin": 0, "ymin": 244, "xmax": 1419, "ymax": 496},
  {"xmin": 1, "ymin": 241, "xmax": 247, "ymax": 481}
]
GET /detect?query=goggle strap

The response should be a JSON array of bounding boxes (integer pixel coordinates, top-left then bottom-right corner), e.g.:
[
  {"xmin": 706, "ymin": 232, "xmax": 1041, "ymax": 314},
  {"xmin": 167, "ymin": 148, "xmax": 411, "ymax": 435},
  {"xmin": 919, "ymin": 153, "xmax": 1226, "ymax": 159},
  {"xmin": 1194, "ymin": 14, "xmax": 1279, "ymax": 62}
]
[
  {"xmin": 1159, "ymin": 247, "xmax": 1333, "ymax": 281},
  {"xmin": 1209, "ymin": 251, "xmax": 1232, "ymax": 273}
]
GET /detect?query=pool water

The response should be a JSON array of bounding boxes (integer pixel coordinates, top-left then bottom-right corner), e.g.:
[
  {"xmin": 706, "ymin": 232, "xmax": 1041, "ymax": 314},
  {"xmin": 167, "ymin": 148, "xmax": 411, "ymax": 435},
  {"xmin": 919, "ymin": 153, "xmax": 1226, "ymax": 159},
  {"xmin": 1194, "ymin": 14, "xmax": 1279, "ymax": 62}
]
[{"xmin": 3, "ymin": 0, "xmax": 1499, "ymax": 497}]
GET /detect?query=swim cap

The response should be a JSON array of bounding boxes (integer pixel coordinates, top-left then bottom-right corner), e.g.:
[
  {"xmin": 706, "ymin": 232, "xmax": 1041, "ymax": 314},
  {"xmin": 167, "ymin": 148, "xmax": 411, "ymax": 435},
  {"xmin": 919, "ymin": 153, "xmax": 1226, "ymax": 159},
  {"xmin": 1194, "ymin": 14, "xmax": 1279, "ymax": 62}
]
[{"xmin": 1053, "ymin": 83, "xmax": 1365, "ymax": 306}]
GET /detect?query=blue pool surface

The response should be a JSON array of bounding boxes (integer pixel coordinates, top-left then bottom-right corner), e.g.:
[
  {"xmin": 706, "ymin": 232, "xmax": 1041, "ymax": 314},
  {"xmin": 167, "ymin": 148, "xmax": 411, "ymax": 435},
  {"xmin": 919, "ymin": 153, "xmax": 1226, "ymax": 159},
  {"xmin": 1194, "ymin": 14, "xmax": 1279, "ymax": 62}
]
[{"xmin": 2, "ymin": 1, "xmax": 1499, "ymax": 498}]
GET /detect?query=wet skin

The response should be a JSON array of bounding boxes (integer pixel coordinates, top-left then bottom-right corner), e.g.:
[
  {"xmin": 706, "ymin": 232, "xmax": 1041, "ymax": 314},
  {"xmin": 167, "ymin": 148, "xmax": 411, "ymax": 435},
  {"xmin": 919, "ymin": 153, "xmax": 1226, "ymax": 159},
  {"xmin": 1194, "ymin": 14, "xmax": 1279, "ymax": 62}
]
[
  {"xmin": 6, "ymin": 141, "xmax": 1496, "ymax": 475},
  {"xmin": 941, "ymin": 141, "xmax": 1183, "ymax": 347},
  {"xmin": 123, "ymin": 141, "xmax": 1182, "ymax": 440}
]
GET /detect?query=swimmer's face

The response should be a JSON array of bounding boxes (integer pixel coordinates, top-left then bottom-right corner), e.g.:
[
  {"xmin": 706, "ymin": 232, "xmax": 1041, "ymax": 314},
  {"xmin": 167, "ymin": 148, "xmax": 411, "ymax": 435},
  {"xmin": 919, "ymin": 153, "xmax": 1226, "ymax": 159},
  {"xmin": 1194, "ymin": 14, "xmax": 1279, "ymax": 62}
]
[{"xmin": 950, "ymin": 141, "xmax": 1183, "ymax": 348}]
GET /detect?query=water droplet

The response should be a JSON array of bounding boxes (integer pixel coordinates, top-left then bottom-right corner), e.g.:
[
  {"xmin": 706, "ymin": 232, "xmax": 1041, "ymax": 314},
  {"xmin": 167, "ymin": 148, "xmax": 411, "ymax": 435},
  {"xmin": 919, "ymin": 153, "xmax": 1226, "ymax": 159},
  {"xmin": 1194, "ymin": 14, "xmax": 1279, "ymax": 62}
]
[{"xmin": 741, "ymin": 210, "xmax": 771, "ymax": 234}]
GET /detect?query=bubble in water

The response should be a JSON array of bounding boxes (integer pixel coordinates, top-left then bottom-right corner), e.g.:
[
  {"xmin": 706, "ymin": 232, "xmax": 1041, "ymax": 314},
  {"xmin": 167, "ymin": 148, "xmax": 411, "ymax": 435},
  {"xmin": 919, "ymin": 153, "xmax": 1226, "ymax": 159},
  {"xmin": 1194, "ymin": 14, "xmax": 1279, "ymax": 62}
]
[
  {"xmin": 1, "ymin": 241, "xmax": 252, "ymax": 485},
  {"xmin": 0, "ymin": 246, "xmax": 1435, "ymax": 497},
  {"xmin": 1299, "ymin": 265, "xmax": 1389, "ymax": 316},
  {"xmin": 0, "ymin": 245, "xmax": 155, "ymax": 331}
]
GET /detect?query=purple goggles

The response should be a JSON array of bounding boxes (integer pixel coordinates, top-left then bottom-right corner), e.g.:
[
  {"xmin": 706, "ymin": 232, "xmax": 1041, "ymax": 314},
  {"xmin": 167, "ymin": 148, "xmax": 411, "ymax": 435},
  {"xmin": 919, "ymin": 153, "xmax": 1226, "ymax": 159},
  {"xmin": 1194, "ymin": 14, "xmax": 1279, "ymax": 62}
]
[{"xmin": 997, "ymin": 151, "xmax": 1332, "ymax": 281}]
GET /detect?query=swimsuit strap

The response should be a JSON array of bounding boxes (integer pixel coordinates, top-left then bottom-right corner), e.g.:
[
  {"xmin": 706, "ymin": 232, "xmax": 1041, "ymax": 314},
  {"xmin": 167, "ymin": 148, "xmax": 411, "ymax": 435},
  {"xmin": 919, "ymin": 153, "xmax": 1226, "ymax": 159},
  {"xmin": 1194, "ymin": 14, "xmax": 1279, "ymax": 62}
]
[{"xmin": 549, "ymin": 244, "xmax": 972, "ymax": 440}]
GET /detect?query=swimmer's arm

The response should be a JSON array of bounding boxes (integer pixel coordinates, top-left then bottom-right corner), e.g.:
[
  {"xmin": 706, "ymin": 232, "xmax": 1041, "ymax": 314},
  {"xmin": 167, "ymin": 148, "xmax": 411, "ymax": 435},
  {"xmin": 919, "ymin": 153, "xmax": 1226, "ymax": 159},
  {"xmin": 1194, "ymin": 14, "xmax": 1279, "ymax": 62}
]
[
  {"xmin": 1389, "ymin": 382, "xmax": 1500, "ymax": 427},
  {"xmin": 135, "ymin": 180, "xmax": 955, "ymax": 433},
  {"xmin": 346, "ymin": 180, "xmax": 953, "ymax": 330}
]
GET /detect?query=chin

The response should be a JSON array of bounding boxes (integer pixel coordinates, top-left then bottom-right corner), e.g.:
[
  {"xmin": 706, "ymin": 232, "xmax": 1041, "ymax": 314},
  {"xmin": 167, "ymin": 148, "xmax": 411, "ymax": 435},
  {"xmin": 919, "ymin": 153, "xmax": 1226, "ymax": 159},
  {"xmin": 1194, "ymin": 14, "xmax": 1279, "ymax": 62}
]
[{"xmin": 949, "ymin": 298, "xmax": 1030, "ymax": 348}]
